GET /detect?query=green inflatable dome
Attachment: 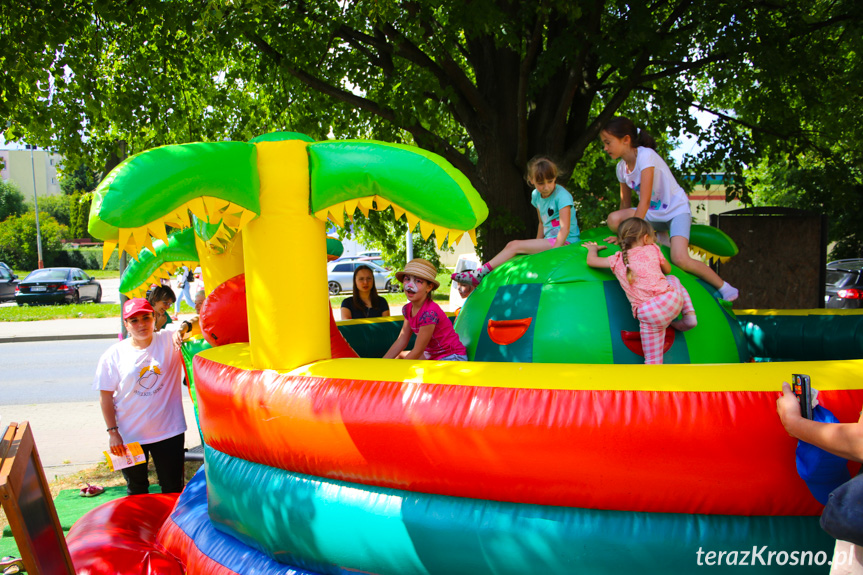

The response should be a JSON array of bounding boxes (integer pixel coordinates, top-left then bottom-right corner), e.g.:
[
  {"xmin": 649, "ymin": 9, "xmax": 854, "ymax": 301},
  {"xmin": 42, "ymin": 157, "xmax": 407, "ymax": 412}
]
[{"xmin": 454, "ymin": 228, "xmax": 750, "ymax": 365}]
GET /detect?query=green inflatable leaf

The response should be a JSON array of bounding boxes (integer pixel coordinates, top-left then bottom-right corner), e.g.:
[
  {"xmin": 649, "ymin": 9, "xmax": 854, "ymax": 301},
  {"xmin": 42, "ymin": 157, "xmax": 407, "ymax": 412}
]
[
  {"xmin": 89, "ymin": 142, "xmax": 260, "ymax": 239},
  {"xmin": 308, "ymin": 141, "xmax": 487, "ymax": 231}
]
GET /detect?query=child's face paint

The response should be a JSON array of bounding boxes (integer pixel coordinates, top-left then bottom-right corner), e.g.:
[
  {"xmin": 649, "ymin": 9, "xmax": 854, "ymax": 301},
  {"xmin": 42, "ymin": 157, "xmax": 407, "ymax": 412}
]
[
  {"xmin": 457, "ymin": 282, "xmax": 474, "ymax": 299},
  {"xmin": 402, "ymin": 274, "xmax": 432, "ymax": 302}
]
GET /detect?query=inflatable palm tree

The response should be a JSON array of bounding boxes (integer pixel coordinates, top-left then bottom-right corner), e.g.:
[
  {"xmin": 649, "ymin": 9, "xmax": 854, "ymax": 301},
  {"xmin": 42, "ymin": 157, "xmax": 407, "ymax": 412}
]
[{"xmin": 88, "ymin": 132, "xmax": 488, "ymax": 369}]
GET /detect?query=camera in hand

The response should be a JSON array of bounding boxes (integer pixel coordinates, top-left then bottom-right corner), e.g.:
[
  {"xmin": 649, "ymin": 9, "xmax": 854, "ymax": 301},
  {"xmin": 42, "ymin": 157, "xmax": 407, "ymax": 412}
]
[{"xmin": 792, "ymin": 373, "xmax": 813, "ymax": 420}]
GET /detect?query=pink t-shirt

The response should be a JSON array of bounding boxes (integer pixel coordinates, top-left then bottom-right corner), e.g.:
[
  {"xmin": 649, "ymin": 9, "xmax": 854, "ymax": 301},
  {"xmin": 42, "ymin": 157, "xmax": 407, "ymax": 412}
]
[
  {"xmin": 402, "ymin": 298, "xmax": 466, "ymax": 359},
  {"xmin": 607, "ymin": 244, "xmax": 673, "ymax": 315}
]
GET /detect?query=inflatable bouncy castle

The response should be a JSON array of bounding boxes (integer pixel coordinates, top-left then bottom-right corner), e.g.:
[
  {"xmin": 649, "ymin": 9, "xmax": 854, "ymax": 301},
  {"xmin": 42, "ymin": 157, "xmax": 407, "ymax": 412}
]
[{"xmin": 70, "ymin": 132, "xmax": 863, "ymax": 574}]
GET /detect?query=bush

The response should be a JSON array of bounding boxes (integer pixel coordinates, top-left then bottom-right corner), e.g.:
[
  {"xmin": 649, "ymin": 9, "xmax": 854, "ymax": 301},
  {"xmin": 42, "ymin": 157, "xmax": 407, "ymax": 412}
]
[
  {"xmin": 68, "ymin": 192, "xmax": 93, "ymax": 240},
  {"xmin": 54, "ymin": 246, "xmax": 119, "ymax": 271},
  {"xmin": 31, "ymin": 194, "xmax": 71, "ymax": 228},
  {"xmin": 0, "ymin": 181, "xmax": 26, "ymax": 222},
  {"xmin": 0, "ymin": 212, "xmax": 68, "ymax": 269}
]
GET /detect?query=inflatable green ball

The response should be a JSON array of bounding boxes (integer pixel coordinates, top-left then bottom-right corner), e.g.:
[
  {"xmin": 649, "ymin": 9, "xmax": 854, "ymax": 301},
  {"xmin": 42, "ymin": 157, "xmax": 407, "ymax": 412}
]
[{"xmin": 454, "ymin": 228, "xmax": 750, "ymax": 365}]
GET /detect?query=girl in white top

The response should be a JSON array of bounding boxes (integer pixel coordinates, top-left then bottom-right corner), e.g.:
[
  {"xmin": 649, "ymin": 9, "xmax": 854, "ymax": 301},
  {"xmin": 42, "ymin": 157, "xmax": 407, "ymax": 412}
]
[
  {"xmin": 601, "ymin": 117, "xmax": 738, "ymax": 302},
  {"xmin": 94, "ymin": 298, "xmax": 187, "ymax": 494}
]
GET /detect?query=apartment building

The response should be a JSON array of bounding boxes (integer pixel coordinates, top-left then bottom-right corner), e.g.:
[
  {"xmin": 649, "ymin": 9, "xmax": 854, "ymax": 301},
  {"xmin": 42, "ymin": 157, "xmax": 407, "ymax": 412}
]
[{"xmin": 0, "ymin": 148, "xmax": 64, "ymax": 198}]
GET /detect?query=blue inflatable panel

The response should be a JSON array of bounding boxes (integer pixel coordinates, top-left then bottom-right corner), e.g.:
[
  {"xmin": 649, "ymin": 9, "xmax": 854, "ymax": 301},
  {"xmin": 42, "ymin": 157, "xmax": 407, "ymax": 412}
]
[
  {"xmin": 205, "ymin": 446, "xmax": 834, "ymax": 575},
  {"xmin": 168, "ymin": 467, "xmax": 324, "ymax": 574}
]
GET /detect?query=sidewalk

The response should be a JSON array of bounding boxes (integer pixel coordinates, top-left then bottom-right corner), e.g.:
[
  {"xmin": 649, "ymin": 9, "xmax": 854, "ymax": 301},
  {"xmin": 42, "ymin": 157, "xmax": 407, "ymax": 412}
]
[{"xmin": 0, "ymin": 317, "xmax": 120, "ymax": 344}]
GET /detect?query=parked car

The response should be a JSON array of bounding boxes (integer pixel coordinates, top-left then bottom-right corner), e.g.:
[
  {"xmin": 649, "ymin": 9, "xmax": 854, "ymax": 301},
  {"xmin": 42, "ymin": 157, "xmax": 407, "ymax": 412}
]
[
  {"xmin": 327, "ymin": 260, "xmax": 396, "ymax": 296},
  {"xmin": 333, "ymin": 255, "xmax": 368, "ymax": 263},
  {"xmin": 15, "ymin": 267, "xmax": 102, "ymax": 306},
  {"xmin": 332, "ymin": 255, "xmax": 390, "ymax": 269},
  {"xmin": 0, "ymin": 265, "xmax": 18, "ymax": 302},
  {"xmin": 354, "ymin": 256, "xmax": 389, "ymax": 269},
  {"xmin": 825, "ymin": 259, "xmax": 863, "ymax": 309}
]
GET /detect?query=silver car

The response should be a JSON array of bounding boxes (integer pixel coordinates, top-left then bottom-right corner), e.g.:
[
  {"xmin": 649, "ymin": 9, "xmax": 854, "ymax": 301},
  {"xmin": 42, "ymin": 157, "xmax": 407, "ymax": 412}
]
[{"xmin": 327, "ymin": 261, "xmax": 396, "ymax": 296}]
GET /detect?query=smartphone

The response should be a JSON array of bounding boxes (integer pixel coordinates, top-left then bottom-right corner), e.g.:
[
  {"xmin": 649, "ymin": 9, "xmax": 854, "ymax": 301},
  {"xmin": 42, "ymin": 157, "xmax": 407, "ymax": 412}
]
[{"xmin": 792, "ymin": 373, "xmax": 813, "ymax": 420}]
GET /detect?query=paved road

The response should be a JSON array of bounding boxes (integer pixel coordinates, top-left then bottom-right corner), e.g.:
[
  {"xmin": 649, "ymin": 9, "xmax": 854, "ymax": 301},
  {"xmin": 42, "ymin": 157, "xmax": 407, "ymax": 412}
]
[
  {"xmin": 0, "ymin": 339, "xmax": 113, "ymax": 404},
  {"xmin": 0, "ymin": 337, "xmax": 201, "ymax": 479}
]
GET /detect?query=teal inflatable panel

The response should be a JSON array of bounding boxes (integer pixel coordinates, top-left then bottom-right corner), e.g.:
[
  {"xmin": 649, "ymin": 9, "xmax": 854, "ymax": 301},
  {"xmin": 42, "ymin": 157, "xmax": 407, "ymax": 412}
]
[
  {"xmin": 738, "ymin": 313, "xmax": 863, "ymax": 360},
  {"xmin": 205, "ymin": 447, "xmax": 834, "ymax": 575},
  {"xmin": 336, "ymin": 314, "xmax": 456, "ymax": 359}
]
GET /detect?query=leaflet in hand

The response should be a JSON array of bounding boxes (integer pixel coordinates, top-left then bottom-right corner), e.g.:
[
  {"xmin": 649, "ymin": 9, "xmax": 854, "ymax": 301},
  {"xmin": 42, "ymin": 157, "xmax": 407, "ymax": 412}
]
[{"xmin": 103, "ymin": 442, "xmax": 146, "ymax": 471}]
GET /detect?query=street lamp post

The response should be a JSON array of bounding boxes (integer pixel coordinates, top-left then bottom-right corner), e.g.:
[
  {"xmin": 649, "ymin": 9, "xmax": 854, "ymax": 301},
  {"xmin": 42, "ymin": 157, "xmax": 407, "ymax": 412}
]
[{"xmin": 27, "ymin": 145, "xmax": 44, "ymax": 268}]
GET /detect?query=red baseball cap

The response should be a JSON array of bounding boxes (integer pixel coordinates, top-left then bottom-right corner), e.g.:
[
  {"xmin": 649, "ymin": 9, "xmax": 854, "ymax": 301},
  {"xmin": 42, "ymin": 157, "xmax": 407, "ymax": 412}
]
[{"xmin": 122, "ymin": 298, "xmax": 154, "ymax": 320}]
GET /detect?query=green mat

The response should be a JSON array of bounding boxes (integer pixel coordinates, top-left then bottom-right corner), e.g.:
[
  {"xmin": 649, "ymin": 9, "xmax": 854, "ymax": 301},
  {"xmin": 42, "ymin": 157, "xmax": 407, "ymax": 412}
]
[{"xmin": 0, "ymin": 484, "xmax": 159, "ymax": 557}]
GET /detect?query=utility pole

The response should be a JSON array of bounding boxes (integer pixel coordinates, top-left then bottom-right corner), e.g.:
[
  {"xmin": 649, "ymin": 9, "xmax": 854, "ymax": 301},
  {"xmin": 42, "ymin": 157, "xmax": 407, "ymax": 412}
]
[
  {"xmin": 406, "ymin": 229, "xmax": 414, "ymax": 261},
  {"xmin": 27, "ymin": 145, "xmax": 44, "ymax": 268}
]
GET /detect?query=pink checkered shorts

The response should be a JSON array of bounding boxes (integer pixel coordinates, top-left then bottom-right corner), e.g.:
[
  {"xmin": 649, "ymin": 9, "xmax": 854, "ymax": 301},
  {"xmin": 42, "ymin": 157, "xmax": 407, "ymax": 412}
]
[{"xmin": 635, "ymin": 276, "xmax": 694, "ymax": 364}]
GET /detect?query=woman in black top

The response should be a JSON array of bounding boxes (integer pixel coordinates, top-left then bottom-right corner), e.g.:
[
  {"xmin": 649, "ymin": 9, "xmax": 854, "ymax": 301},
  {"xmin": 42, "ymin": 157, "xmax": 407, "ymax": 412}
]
[{"xmin": 341, "ymin": 265, "xmax": 391, "ymax": 319}]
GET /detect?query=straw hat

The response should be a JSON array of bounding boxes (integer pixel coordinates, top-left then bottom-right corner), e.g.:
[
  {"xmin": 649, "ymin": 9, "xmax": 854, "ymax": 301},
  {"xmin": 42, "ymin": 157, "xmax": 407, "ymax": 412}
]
[{"xmin": 395, "ymin": 258, "xmax": 440, "ymax": 289}]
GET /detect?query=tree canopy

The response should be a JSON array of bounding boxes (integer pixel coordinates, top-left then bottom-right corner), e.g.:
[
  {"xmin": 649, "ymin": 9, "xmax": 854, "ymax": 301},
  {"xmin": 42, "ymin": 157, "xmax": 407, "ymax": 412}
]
[
  {"xmin": 2, "ymin": 0, "xmax": 860, "ymax": 256},
  {"xmin": 0, "ymin": 211, "xmax": 67, "ymax": 269},
  {"xmin": 0, "ymin": 180, "xmax": 27, "ymax": 223}
]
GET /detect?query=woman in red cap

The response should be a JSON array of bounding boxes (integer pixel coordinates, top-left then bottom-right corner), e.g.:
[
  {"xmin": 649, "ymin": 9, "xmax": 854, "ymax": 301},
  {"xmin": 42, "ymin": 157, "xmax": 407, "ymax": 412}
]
[{"xmin": 93, "ymin": 298, "xmax": 188, "ymax": 495}]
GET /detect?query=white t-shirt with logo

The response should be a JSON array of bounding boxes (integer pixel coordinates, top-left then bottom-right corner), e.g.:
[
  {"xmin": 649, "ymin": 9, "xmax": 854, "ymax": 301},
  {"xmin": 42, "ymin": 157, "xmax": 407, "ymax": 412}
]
[
  {"xmin": 93, "ymin": 330, "xmax": 186, "ymax": 445},
  {"xmin": 616, "ymin": 147, "xmax": 690, "ymax": 222}
]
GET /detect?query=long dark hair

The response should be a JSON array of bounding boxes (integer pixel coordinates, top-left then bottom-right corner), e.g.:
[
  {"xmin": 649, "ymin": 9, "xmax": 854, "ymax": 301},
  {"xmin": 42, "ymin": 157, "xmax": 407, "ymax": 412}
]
[
  {"xmin": 352, "ymin": 265, "xmax": 383, "ymax": 310},
  {"xmin": 602, "ymin": 117, "xmax": 657, "ymax": 150}
]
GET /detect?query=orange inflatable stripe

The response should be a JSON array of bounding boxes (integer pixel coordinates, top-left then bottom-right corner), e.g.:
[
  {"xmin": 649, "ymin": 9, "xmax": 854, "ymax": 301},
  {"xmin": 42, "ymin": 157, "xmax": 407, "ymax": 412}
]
[{"xmin": 194, "ymin": 353, "xmax": 863, "ymax": 516}]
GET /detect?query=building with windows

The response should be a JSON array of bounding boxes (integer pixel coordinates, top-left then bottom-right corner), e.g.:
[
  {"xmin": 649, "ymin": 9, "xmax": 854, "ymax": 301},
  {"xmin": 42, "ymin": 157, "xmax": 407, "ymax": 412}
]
[
  {"xmin": 686, "ymin": 173, "xmax": 744, "ymax": 225},
  {"xmin": 0, "ymin": 148, "xmax": 64, "ymax": 198}
]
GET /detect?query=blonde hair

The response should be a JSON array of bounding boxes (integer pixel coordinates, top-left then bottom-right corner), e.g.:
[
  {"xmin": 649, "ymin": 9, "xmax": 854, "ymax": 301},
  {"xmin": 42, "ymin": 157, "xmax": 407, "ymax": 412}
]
[
  {"xmin": 617, "ymin": 217, "xmax": 656, "ymax": 284},
  {"xmin": 526, "ymin": 156, "xmax": 559, "ymax": 185}
]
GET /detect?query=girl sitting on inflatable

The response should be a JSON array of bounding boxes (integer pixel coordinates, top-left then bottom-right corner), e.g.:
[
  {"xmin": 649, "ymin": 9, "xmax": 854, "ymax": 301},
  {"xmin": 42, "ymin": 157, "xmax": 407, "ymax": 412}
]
[
  {"xmin": 385, "ymin": 258, "xmax": 467, "ymax": 361},
  {"xmin": 451, "ymin": 157, "xmax": 579, "ymax": 287},
  {"xmin": 584, "ymin": 217, "xmax": 697, "ymax": 364}
]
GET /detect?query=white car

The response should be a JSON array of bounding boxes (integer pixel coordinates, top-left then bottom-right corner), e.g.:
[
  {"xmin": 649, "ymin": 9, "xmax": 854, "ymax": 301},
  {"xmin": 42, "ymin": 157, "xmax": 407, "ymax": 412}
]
[{"xmin": 327, "ymin": 260, "xmax": 396, "ymax": 296}]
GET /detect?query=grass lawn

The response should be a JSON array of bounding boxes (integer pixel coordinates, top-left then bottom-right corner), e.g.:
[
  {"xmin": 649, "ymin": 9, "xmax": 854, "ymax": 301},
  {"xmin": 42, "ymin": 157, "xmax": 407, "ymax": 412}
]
[
  {"xmin": 11, "ymin": 269, "xmax": 119, "ymax": 280},
  {"xmin": 0, "ymin": 301, "xmax": 197, "ymax": 322},
  {"xmin": 3, "ymin": 270, "xmax": 454, "ymax": 321},
  {"xmin": 329, "ymin": 270, "xmax": 453, "ymax": 309}
]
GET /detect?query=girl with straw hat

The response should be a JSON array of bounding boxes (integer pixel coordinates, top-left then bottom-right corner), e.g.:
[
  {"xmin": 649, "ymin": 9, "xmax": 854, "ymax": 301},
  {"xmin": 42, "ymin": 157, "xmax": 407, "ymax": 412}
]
[{"xmin": 384, "ymin": 258, "xmax": 468, "ymax": 361}]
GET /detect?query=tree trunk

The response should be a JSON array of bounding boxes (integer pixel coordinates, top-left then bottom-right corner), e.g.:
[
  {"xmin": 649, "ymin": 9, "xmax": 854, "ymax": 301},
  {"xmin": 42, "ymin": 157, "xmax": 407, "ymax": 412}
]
[
  {"xmin": 473, "ymin": 145, "xmax": 535, "ymax": 260},
  {"xmin": 468, "ymin": 40, "xmax": 538, "ymax": 260}
]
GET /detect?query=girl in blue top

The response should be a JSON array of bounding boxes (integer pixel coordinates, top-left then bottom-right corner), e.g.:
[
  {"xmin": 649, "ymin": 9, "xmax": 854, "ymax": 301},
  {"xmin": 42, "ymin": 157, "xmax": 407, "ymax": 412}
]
[{"xmin": 452, "ymin": 157, "xmax": 579, "ymax": 287}]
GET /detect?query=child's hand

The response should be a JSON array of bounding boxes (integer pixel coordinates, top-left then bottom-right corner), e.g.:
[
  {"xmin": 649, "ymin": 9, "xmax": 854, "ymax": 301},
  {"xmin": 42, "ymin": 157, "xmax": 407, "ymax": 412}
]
[
  {"xmin": 776, "ymin": 382, "xmax": 803, "ymax": 433},
  {"xmin": 582, "ymin": 241, "xmax": 607, "ymax": 252},
  {"xmin": 603, "ymin": 235, "xmax": 619, "ymax": 245}
]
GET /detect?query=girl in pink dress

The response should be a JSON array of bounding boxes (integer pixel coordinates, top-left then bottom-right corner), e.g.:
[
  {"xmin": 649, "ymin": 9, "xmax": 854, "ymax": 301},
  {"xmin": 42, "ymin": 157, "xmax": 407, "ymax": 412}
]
[
  {"xmin": 384, "ymin": 258, "xmax": 467, "ymax": 361},
  {"xmin": 584, "ymin": 217, "xmax": 697, "ymax": 364}
]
